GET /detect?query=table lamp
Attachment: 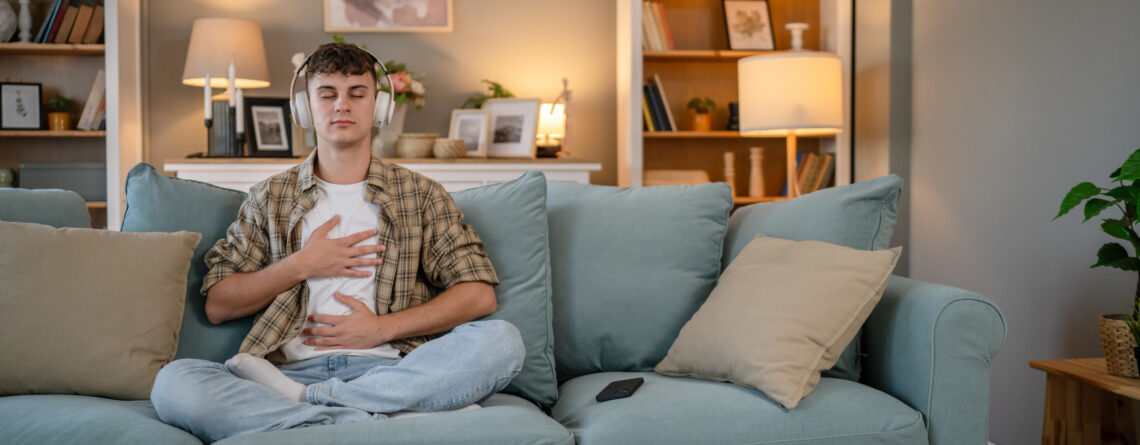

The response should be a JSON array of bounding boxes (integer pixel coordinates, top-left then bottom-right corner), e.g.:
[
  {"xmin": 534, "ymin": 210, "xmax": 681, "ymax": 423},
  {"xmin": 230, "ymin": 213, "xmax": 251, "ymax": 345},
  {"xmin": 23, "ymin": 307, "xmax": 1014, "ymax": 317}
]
[
  {"xmin": 182, "ymin": 18, "xmax": 270, "ymax": 157},
  {"xmin": 738, "ymin": 52, "xmax": 841, "ymax": 197}
]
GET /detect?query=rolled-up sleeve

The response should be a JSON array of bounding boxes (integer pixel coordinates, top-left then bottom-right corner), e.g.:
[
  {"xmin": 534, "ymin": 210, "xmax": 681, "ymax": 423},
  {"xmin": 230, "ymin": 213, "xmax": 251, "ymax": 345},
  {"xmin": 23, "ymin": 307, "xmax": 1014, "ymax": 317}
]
[
  {"xmin": 420, "ymin": 183, "xmax": 500, "ymax": 290},
  {"xmin": 201, "ymin": 192, "xmax": 272, "ymax": 296}
]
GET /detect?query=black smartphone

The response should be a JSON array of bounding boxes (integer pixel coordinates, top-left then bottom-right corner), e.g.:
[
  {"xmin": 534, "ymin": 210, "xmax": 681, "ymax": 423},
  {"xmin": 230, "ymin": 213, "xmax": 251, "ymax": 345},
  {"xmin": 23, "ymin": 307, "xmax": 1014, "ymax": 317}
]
[{"xmin": 595, "ymin": 377, "xmax": 644, "ymax": 402}]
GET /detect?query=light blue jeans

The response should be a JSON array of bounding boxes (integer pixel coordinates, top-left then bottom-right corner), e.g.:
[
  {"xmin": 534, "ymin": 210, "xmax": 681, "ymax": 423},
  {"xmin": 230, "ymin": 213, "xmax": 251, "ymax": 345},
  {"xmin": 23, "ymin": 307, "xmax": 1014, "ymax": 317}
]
[{"xmin": 150, "ymin": 320, "xmax": 525, "ymax": 442}]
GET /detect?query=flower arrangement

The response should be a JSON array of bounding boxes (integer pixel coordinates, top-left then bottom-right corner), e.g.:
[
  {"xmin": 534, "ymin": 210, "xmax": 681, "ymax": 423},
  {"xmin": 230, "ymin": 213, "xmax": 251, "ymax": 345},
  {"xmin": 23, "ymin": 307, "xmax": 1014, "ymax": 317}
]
[{"xmin": 379, "ymin": 60, "xmax": 426, "ymax": 109}]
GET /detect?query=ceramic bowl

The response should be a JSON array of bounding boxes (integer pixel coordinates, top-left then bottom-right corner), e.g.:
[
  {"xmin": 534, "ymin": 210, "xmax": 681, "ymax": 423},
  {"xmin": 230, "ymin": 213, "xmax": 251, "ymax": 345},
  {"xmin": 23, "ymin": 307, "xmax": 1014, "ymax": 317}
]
[{"xmin": 432, "ymin": 138, "xmax": 467, "ymax": 159}]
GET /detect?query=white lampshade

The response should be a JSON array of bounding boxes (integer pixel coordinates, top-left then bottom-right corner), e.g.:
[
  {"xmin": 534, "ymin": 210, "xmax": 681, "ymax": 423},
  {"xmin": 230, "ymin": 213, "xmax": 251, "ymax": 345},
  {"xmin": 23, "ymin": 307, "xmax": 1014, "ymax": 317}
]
[
  {"xmin": 182, "ymin": 18, "xmax": 270, "ymax": 88},
  {"xmin": 538, "ymin": 103, "xmax": 566, "ymax": 141},
  {"xmin": 738, "ymin": 52, "xmax": 841, "ymax": 136}
]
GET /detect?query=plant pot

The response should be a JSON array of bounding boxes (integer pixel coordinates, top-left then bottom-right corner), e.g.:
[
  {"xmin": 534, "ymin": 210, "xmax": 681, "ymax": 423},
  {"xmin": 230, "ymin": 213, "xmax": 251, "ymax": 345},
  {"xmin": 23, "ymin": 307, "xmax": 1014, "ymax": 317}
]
[
  {"xmin": 691, "ymin": 113, "xmax": 712, "ymax": 132},
  {"xmin": 1098, "ymin": 314, "xmax": 1139, "ymax": 378},
  {"xmin": 48, "ymin": 112, "xmax": 70, "ymax": 131}
]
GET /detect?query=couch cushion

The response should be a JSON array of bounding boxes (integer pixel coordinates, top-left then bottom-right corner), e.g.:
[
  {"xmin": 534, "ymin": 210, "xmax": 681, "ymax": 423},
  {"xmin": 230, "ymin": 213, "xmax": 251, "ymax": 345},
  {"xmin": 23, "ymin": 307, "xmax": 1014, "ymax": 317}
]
[
  {"xmin": 0, "ymin": 188, "xmax": 90, "ymax": 228},
  {"xmin": 450, "ymin": 171, "xmax": 558, "ymax": 407},
  {"xmin": 546, "ymin": 182, "xmax": 732, "ymax": 382},
  {"xmin": 0, "ymin": 222, "xmax": 200, "ymax": 400},
  {"xmin": 0, "ymin": 395, "xmax": 201, "ymax": 445},
  {"xmin": 723, "ymin": 174, "xmax": 902, "ymax": 382},
  {"xmin": 655, "ymin": 236, "xmax": 902, "ymax": 408},
  {"xmin": 213, "ymin": 393, "xmax": 573, "ymax": 445},
  {"xmin": 121, "ymin": 163, "xmax": 254, "ymax": 363},
  {"xmin": 552, "ymin": 372, "xmax": 927, "ymax": 445}
]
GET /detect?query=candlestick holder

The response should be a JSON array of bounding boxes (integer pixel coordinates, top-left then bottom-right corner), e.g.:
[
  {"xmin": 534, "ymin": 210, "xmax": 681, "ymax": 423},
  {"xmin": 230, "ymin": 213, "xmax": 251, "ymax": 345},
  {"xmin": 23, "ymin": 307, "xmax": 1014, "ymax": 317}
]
[{"xmin": 207, "ymin": 100, "xmax": 241, "ymax": 157}]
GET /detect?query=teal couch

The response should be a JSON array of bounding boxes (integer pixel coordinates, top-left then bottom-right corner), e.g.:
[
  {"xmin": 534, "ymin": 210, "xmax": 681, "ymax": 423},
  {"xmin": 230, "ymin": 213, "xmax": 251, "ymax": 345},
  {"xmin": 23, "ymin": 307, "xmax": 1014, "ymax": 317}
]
[{"xmin": 0, "ymin": 168, "xmax": 1004, "ymax": 445}]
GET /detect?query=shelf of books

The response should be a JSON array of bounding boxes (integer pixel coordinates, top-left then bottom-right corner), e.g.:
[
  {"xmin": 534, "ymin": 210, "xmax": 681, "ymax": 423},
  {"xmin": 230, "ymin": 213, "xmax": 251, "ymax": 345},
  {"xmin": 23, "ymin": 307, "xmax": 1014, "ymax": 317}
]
[
  {"xmin": 0, "ymin": 0, "xmax": 108, "ymax": 227},
  {"xmin": 624, "ymin": 0, "xmax": 849, "ymax": 203}
]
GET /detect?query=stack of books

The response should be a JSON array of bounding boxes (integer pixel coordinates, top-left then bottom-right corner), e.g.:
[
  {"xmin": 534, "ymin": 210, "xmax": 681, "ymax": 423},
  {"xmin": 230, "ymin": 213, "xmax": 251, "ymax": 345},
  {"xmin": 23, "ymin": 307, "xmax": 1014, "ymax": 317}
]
[
  {"xmin": 793, "ymin": 153, "xmax": 835, "ymax": 195},
  {"xmin": 32, "ymin": 0, "xmax": 105, "ymax": 44},
  {"xmin": 642, "ymin": 74, "xmax": 677, "ymax": 132},
  {"xmin": 641, "ymin": 1, "xmax": 674, "ymax": 51},
  {"xmin": 76, "ymin": 69, "xmax": 105, "ymax": 131}
]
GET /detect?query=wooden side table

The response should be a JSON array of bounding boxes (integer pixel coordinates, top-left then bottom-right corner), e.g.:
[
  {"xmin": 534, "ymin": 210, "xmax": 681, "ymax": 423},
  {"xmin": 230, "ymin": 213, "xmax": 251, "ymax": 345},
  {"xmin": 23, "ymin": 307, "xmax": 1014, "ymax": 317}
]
[{"xmin": 1030, "ymin": 358, "xmax": 1140, "ymax": 444}]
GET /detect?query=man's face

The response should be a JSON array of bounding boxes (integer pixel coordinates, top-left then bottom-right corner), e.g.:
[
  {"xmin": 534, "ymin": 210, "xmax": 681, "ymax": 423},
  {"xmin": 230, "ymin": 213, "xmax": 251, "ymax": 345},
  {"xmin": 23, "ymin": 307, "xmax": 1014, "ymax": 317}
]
[{"xmin": 307, "ymin": 72, "xmax": 376, "ymax": 147}]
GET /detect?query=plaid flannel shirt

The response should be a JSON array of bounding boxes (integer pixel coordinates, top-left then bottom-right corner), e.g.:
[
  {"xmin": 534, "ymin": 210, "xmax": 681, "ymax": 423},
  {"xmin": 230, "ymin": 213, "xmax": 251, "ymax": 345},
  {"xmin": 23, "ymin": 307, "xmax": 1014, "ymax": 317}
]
[{"xmin": 201, "ymin": 151, "xmax": 499, "ymax": 362}]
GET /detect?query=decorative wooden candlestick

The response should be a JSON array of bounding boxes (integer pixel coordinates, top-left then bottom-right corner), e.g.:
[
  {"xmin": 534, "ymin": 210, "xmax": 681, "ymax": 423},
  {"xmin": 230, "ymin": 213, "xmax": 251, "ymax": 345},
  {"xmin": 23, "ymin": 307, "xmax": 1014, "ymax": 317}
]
[
  {"xmin": 724, "ymin": 151, "xmax": 736, "ymax": 197},
  {"xmin": 749, "ymin": 147, "xmax": 765, "ymax": 197}
]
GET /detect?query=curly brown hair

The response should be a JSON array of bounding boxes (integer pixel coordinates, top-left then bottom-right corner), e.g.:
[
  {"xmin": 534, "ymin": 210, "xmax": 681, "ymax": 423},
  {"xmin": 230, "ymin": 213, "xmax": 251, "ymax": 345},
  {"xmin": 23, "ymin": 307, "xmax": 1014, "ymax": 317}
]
[{"xmin": 305, "ymin": 42, "xmax": 376, "ymax": 84}]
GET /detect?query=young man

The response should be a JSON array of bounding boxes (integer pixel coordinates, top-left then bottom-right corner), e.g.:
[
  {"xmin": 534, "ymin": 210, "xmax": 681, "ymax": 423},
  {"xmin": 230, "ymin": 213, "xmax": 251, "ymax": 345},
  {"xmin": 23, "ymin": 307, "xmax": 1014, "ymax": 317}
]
[{"xmin": 150, "ymin": 43, "xmax": 525, "ymax": 442}]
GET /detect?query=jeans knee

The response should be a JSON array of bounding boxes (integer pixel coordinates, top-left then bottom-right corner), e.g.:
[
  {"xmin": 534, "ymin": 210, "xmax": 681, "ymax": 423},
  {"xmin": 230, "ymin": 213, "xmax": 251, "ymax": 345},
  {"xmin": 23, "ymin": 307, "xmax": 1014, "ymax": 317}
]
[
  {"xmin": 150, "ymin": 359, "xmax": 217, "ymax": 416},
  {"xmin": 471, "ymin": 320, "xmax": 525, "ymax": 374}
]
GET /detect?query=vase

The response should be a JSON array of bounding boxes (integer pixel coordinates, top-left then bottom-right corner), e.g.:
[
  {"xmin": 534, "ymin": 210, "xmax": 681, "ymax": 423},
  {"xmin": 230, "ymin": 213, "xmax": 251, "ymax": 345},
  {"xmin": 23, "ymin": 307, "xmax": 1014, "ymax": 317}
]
[
  {"xmin": 1098, "ymin": 314, "xmax": 1139, "ymax": 378},
  {"xmin": 691, "ymin": 113, "xmax": 712, "ymax": 132},
  {"xmin": 0, "ymin": 1, "xmax": 16, "ymax": 43},
  {"xmin": 48, "ymin": 112, "xmax": 70, "ymax": 131},
  {"xmin": 373, "ymin": 103, "xmax": 409, "ymax": 158}
]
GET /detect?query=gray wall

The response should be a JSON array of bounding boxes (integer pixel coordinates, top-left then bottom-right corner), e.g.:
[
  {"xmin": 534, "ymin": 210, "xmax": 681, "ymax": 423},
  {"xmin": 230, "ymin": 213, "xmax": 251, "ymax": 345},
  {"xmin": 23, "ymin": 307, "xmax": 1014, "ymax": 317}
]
[
  {"xmin": 145, "ymin": 0, "xmax": 617, "ymax": 185},
  {"xmin": 909, "ymin": 0, "xmax": 1140, "ymax": 442}
]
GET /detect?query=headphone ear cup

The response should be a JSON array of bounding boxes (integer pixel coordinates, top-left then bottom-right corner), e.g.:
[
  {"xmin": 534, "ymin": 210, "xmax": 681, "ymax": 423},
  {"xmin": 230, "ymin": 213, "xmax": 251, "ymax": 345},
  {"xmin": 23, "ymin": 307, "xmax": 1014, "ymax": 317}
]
[
  {"xmin": 374, "ymin": 90, "xmax": 392, "ymax": 128},
  {"xmin": 293, "ymin": 91, "xmax": 313, "ymax": 129}
]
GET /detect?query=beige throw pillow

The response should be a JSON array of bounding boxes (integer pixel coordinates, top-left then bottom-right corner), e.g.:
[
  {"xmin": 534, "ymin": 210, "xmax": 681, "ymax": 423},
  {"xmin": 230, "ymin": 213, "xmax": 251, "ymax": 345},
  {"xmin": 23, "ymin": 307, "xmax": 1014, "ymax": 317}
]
[
  {"xmin": 655, "ymin": 235, "xmax": 901, "ymax": 409},
  {"xmin": 0, "ymin": 221, "xmax": 200, "ymax": 400}
]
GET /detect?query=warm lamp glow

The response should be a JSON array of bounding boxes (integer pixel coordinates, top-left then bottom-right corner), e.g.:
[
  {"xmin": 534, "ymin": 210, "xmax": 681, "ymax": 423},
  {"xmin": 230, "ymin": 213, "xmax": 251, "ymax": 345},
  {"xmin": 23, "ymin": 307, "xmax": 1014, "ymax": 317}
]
[
  {"xmin": 738, "ymin": 52, "xmax": 842, "ymax": 136},
  {"xmin": 182, "ymin": 18, "xmax": 270, "ymax": 88},
  {"xmin": 537, "ymin": 103, "xmax": 566, "ymax": 145}
]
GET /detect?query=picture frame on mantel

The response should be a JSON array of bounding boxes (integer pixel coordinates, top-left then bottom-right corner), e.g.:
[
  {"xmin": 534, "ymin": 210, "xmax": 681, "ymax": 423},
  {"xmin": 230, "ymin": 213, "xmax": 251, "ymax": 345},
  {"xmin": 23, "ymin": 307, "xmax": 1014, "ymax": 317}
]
[
  {"xmin": 448, "ymin": 109, "xmax": 490, "ymax": 158},
  {"xmin": 243, "ymin": 97, "xmax": 293, "ymax": 157},
  {"xmin": 483, "ymin": 98, "xmax": 540, "ymax": 159},
  {"xmin": 722, "ymin": 0, "xmax": 776, "ymax": 51},
  {"xmin": 1, "ymin": 83, "xmax": 43, "ymax": 130},
  {"xmin": 324, "ymin": 0, "xmax": 454, "ymax": 33}
]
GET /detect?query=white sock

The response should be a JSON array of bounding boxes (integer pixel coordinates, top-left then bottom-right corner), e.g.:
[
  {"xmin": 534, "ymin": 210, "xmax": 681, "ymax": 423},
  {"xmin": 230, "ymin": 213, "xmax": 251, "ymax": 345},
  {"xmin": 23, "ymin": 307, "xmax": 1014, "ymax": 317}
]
[{"xmin": 225, "ymin": 353, "xmax": 307, "ymax": 403}]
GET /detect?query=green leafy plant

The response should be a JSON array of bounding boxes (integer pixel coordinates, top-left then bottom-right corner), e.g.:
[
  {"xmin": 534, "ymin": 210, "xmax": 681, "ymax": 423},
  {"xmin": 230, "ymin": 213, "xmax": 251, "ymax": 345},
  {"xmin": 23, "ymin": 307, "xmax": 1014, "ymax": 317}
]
[
  {"xmin": 462, "ymin": 80, "xmax": 515, "ymax": 109},
  {"xmin": 686, "ymin": 97, "xmax": 716, "ymax": 114},
  {"xmin": 46, "ymin": 94, "xmax": 72, "ymax": 113},
  {"xmin": 1055, "ymin": 147, "xmax": 1140, "ymax": 346}
]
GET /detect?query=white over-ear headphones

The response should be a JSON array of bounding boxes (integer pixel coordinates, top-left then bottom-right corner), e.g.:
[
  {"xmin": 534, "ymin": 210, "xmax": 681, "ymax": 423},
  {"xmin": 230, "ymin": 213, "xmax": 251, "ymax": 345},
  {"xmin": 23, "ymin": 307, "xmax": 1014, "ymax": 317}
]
[{"xmin": 289, "ymin": 47, "xmax": 396, "ymax": 129}]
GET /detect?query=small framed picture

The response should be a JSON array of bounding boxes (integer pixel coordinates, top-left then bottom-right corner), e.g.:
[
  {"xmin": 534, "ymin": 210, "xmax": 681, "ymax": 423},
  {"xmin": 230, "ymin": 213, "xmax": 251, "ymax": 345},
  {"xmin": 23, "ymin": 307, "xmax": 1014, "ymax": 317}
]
[
  {"xmin": 324, "ymin": 0, "xmax": 453, "ymax": 33},
  {"xmin": 483, "ymin": 98, "xmax": 540, "ymax": 159},
  {"xmin": 1, "ymin": 83, "xmax": 43, "ymax": 130},
  {"xmin": 243, "ymin": 97, "xmax": 293, "ymax": 157},
  {"xmin": 448, "ymin": 109, "xmax": 490, "ymax": 158},
  {"xmin": 723, "ymin": 0, "xmax": 776, "ymax": 51}
]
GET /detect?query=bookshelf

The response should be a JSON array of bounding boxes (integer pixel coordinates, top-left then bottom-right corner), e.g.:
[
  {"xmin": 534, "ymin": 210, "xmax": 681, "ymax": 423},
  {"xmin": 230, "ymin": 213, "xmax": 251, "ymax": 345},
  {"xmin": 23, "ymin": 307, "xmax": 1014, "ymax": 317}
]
[
  {"xmin": 617, "ymin": 0, "xmax": 852, "ymax": 200},
  {"xmin": 1, "ymin": 0, "xmax": 144, "ymax": 230}
]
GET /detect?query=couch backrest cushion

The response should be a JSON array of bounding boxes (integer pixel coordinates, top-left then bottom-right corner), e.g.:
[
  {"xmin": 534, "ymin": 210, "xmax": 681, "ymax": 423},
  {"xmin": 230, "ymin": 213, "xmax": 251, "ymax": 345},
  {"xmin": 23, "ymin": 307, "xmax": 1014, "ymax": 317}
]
[
  {"xmin": 547, "ymin": 182, "xmax": 733, "ymax": 381},
  {"xmin": 722, "ymin": 174, "xmax": 902, "ymax": 381},
  {"xmin": 450, "ymin": 171, "xmax": 557, "ymax": 407},
  {"xmin": 0, "ymin": 188, "xmax": 91, "ymax": 228},
  {"xmin": 121, "ymin": 163, "xmax": 253, "ymax": 363}
]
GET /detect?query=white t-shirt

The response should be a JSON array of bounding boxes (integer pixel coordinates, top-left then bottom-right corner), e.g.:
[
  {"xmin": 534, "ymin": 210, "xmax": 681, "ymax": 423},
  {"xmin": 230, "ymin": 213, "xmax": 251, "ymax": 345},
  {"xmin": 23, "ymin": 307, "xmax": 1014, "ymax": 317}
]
[{"xmin": 279, "ymin": 178, "xmax": 403, "ymax": 363}]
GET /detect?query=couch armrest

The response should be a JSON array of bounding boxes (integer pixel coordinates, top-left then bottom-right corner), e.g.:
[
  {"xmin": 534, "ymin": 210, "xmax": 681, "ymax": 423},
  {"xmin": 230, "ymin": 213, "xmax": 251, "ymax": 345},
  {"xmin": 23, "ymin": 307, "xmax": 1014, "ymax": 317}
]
[{"xmin": 861, "ymin": 275, "xmax": 1006, "ymax": 445}]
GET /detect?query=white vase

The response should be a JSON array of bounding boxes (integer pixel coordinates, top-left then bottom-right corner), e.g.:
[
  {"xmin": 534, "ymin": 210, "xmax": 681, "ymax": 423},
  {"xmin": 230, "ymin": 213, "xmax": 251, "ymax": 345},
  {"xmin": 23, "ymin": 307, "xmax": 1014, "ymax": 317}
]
[
  {"xmin": 373, "ymin": 103, "xmax": 409, "ymax": 158},
  {"xmin": 0, "ymin": 1, "xmax": 17, "ymax": 43}
]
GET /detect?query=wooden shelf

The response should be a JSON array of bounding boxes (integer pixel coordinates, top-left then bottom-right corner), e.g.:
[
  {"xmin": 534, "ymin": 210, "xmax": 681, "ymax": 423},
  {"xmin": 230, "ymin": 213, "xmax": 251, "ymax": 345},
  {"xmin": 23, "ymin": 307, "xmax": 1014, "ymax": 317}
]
[
  {"xmin": 0, "ymin": 130, "xmax": 106, "ymax": 138},
  {"xmin": 644, "ymin": 131, "xmax": 834, "ymax": 139},
  {"xmin": 85, "ymin": 201, "xmax": 107, "ymax": 209},
  {"xmin": 644, "ymin": 49, "xmax": 809, "ymax": 61},
  {"xmin": 733, "ymin": 196, "xmax": 789, "ymax": 205},
  {"xmin": 0, "ymin": 43, "xmax": 105, "ymax": 56}
]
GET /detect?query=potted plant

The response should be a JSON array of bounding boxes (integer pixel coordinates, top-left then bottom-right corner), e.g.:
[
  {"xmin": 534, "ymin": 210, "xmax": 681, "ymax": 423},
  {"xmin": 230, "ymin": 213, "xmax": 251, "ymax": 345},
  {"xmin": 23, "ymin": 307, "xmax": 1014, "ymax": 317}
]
[
  {"xmin": 462, "ymin": 80, "xmax": 515, "ymax": 109},
  {"xmin": 46, "ymin": 94, "xmax": 73, "ymax": 131},
  {"xmin": 686, "ymin": 97, "xmax": 715, "ymax": 132},
  {"xmin": 1055, "ymin": 147, "xmax": 1140, "ymax": 378}
]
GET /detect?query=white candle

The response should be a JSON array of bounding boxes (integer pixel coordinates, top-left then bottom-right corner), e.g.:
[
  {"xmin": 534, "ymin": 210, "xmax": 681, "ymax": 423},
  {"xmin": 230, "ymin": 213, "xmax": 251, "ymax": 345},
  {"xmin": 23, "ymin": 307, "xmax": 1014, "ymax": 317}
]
[
  {"xmin": 227, "ymin": 60, "xmax": 236, "ymax": 107},
  {"xmin": 203, "ymin": 73, "xmax": 212, "ymax": 121},
  {"xmin": 235, "ymin": 88, "xmax": 244, "ymax": 134}
]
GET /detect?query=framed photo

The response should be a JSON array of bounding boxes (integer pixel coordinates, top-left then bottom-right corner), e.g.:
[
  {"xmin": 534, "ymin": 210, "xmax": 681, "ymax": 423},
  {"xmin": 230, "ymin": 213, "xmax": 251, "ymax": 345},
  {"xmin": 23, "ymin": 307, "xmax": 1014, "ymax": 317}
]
[
  {"xmin": 723, "ymin": 0, "xmax": 776, "ymax": 51},
  {"xmin": 449, "ymin": 109, "xmax": 490, "ymax": 158},
  {"xmin": 324, "ymin": 0, "xmax": 453, "ymax": 33},
  {"xmin": 483, "ymin": 98, "xmax": 540, "ymax": 159},
  {"xmin": 1, "ymin": 83, "xmax": 43, "ymax": 130},
  {"xmin": 243, "ymin": 97, "xmax": 293, "ymax": 157}
]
